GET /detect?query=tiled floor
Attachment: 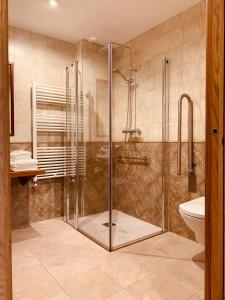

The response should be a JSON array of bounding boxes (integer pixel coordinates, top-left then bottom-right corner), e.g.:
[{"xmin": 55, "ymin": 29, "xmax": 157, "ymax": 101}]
[
  {"xmin": 12, "ymin": 218, "xmax": 204, "ymax": 300},
  {"xmin": 78, "ymin": 210, "xmax": 162, "ymax": 249}
]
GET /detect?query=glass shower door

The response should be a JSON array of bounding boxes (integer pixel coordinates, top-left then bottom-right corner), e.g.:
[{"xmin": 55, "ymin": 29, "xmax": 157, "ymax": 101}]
[
  {"xmin": 76, "ymin": 44, "xmax": 111, "ymax": 250},
  {"xmin": 110, "ymin": 42, "xmax": 165, "ymax": 250}
]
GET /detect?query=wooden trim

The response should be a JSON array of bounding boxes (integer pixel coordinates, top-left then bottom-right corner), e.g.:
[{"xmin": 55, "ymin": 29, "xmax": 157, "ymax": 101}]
[
  {"xmin": 0, "ymin": 0, "xmax": 12, "ymax": 299},
  {"xmin": 205, "ymin": 0, "xmax": 224, "ymax": 299},
  {"xmin": 9, "ymin": 62, "xmax": 14, "ymax": 136},
  {"xmin": 10, "ymin": 169, "xmax": 45, "ymax": 178}
]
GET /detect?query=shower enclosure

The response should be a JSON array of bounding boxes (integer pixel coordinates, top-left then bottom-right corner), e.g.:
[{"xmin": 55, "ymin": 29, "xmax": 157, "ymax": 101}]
[{"xmin": 64, "ymin": 42, "xmax": 168, "ymax": 251}]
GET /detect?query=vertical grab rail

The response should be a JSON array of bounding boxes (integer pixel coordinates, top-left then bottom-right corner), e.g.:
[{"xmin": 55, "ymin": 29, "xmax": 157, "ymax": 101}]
[{"xmin": 177, "ymin": 94, "xmax": 194, "ymax": 176}]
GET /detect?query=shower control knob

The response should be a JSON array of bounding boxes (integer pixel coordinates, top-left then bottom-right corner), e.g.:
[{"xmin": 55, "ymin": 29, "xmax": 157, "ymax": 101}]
[{"xmin": 136, "ymin": 128, "xmax": 142, "ymax": 135}]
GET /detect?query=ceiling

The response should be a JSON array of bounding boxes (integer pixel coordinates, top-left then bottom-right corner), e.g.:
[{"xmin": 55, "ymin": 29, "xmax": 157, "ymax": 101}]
[{"xmin": 9, "ymin": 0, "xmax": 201, "ymax": 45}]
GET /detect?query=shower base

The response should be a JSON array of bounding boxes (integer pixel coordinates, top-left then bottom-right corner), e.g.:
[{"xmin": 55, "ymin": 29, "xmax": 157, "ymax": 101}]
[{"xmin": 78, "ymin": 209, "xmax": 162, "ymax": 249}]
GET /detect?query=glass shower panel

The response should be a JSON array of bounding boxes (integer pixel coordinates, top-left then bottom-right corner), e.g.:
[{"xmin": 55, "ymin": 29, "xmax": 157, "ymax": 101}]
[
  {"xmin": 64, "ymin": 42, "xmax": 166, "ymax": 251},
  {"xmin": 111, "ymin": 43, "xmax": 164, "ymax": 249},
  {"xmin": 77, "ymin": 44, "xmax": 111, "ymax": 249}
]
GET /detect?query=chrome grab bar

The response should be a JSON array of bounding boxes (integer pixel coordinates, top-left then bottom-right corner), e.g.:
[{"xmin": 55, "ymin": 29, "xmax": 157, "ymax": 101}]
[
  {"xmin": 177, "ymin": 94, "xmax": 194, "ymax": 176},
  {"xmin": 122, "ymin": 128, "xmax": 142, "ymax": 135}
]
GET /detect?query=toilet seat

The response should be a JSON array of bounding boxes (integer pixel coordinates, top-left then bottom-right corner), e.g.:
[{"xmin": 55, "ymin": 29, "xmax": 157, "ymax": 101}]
[{"xmin": 179, "ymin": 196, "xmax": 205, "ymax": 220}]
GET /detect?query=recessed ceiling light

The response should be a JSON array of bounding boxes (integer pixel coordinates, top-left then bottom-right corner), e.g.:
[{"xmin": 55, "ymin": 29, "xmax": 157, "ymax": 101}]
[
  {"xmin": 90, "ymin": 37, "xmax": 97, "ymax": 41},
  {"xmin": 49, "ymin": 0, "xmax": 58, "ymax": 7}
]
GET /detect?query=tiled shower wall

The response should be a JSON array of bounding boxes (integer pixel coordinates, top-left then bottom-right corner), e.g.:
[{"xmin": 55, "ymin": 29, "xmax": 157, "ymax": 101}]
[{"xmin": 112, "ymin": 142, "xmax": 205, "ymax": 239}]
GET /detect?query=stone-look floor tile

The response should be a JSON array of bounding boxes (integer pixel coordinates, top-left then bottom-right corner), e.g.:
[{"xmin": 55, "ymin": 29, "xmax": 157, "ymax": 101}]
[
  {"xmin": 119, "ymin": 233, "xmax": 204, "ymax": 296},
  {"xmin": 55, "ymin": 268, "xmax": 122, "ymax": 300},
  {"xmin": 13, "ymin": 264, "xmax": 70, "ymax": 300},
  {"xmin": 119, "ymin": 232, "xmax": 204, "ymax": 261},
  {"xmin": 98, "ymin": 251, "xmax": 158, "ymax": 288},
  {"xmin": 12, "ymin": 225, "xmax": 42, "ymax": 243},
  {"xmin": 22, "ymin": 219, "xmax": 105, "ymax": 251},
  {"xmin": 12, "ymin": 241, "xmax": 34, "ymax": 257},
  {"xmin": 162, "ymin": 259, "xmax": 204, "ymax": 294},
  {"xmin": 189, "ymin": 289, "xmax": 204, "ymax": 300},
  {"xmin": 12, "ymin": 219, "xmax": 204, "ymax": 300},
  {"xmin": 12, "ymin": 240, "xmax": 41, "ymax": 273},
  {"xmin": 30, "ymin": 217, "xmax": 72, "ymax": 232},
  {"xmin": 105, "ymin": 290, "xmax": 137, "ymax": 300},
  {"xmin": 12, "ymin": 255, "xmax": 40, "ymax": 272},
  {"xmin": 40, "ymin": 227, "xmax": 106, "ymax": 251},
  {"xmin": 127, "ymin": 271, "xmax": 196, "ymax": 300},
  {"xmin": 23, "ymin": 236, "xmax": 109, "ymax": 278}
]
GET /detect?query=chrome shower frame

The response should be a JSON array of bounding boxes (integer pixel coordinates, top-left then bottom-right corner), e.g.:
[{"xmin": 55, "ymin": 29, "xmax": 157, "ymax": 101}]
[{"xmin": 162, "ymin": 57, "xmax": 169, "ymax": 232}]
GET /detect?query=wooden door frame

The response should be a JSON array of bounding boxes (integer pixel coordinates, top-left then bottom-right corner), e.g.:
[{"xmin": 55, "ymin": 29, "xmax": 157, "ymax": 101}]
[
  {"xmin": 0, "ymin": 0, "xmax": 12, "ymax": 299},
  {"xmin": 205, "ymin": 0, "xmax": 224, "ymax": 299}
]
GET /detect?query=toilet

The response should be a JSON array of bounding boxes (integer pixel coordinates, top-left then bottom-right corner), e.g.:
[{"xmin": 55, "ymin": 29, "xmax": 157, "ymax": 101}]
[{"xmin": 179, "ymin": 196, "xmax": 205, "ymax": 244}]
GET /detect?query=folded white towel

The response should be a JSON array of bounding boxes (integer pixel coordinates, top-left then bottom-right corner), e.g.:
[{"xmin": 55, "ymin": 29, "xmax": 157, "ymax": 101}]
[
  {"xmin": 10, "ymin": 158, "xmax": 38, "ymax": 171},
  {"xmin": 10, "ymin": 159, "xmax": 37, "ymax": 165},
  {"xmin": 10, "ymin": 150, "xmax": 32, "ymax": 162}
]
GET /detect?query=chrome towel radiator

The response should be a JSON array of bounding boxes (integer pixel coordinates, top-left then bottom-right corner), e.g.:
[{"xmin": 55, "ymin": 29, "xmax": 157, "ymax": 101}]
[{"xmin": 177, "ymin": 94, "xmax": 194, "ymax": 176}]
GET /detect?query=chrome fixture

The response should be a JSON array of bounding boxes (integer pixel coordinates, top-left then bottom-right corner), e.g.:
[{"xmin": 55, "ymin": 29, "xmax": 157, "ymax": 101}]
[
  {"xmin": 122, "ymin": 128, "xmax": 142, "ymax": 135},
  {"xmin": 113, "ymin": 65, "xmax": 140, "ymax": 140},
  {"xmin": 115, "ymin": 155, "xmax": 148, "ymax": 165},
  {"xmin": 113, "ymin": 68, "xmax": 134, "ymax": 83},
  {"xmin": 162, "ymin": 57, "xmax": 169, "ymax": 146},
  {"xmin": 115, "ymin": 155, "xmax": 147, "ymax": 161},
  {"xmin": 177, "ymin": 94, "xmax": 194, "ymax": 176},
  {"xmin": 162, "ymin": 57, "xmax": 169, "ymax": 233}
]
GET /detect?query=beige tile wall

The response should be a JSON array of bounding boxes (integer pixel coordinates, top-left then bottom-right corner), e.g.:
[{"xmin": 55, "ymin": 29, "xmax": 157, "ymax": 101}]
[
  {"xmin": 113, "ymin": 1, "xmax": 206, "ymax": 142},
  {"xmin": 81, "ymin": 41, "xmax": 109, "ymax": 142},
  {"xmin": 9, "ymin": 26, "xmax": 77, "ymax": 142}
]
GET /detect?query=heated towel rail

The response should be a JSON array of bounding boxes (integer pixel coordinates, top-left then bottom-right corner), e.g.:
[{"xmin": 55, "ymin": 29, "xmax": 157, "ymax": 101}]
[{"xmin": 32, "ymin": 84, "xmax": 85, "ymax": 183}]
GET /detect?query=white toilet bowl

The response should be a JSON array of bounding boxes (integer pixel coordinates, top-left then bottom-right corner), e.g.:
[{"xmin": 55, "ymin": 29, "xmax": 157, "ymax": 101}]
[{"xmin": 179, "ymin": 196, "xmax": 205, "ymax": 244}]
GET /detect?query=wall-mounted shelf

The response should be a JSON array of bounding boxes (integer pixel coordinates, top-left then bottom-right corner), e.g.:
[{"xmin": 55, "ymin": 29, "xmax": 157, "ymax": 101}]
[{"xmin": 10, "ymin": 169, "xmax": 45, "ymax": 185}]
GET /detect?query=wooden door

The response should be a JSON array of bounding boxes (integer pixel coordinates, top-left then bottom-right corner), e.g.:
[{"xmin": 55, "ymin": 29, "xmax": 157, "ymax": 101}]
[
  {"xmin": 0, "ymin": 0, "xmax": 12, "ymax": 299},
  {"xmin": 205, "ymin": 0, "xmax": 224, "ymax": 299}
]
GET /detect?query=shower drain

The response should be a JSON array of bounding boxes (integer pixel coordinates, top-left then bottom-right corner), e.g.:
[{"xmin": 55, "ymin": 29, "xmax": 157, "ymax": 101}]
[{"xmin": 102, "ymin": 222, "xmax": 116, "ymax": 227}]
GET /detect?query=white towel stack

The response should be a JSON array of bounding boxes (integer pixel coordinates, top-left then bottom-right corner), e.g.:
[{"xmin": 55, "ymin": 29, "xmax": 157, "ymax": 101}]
[{"xmin": 10, "ymin": 150, "xmax": 38, "ymax": 171}]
